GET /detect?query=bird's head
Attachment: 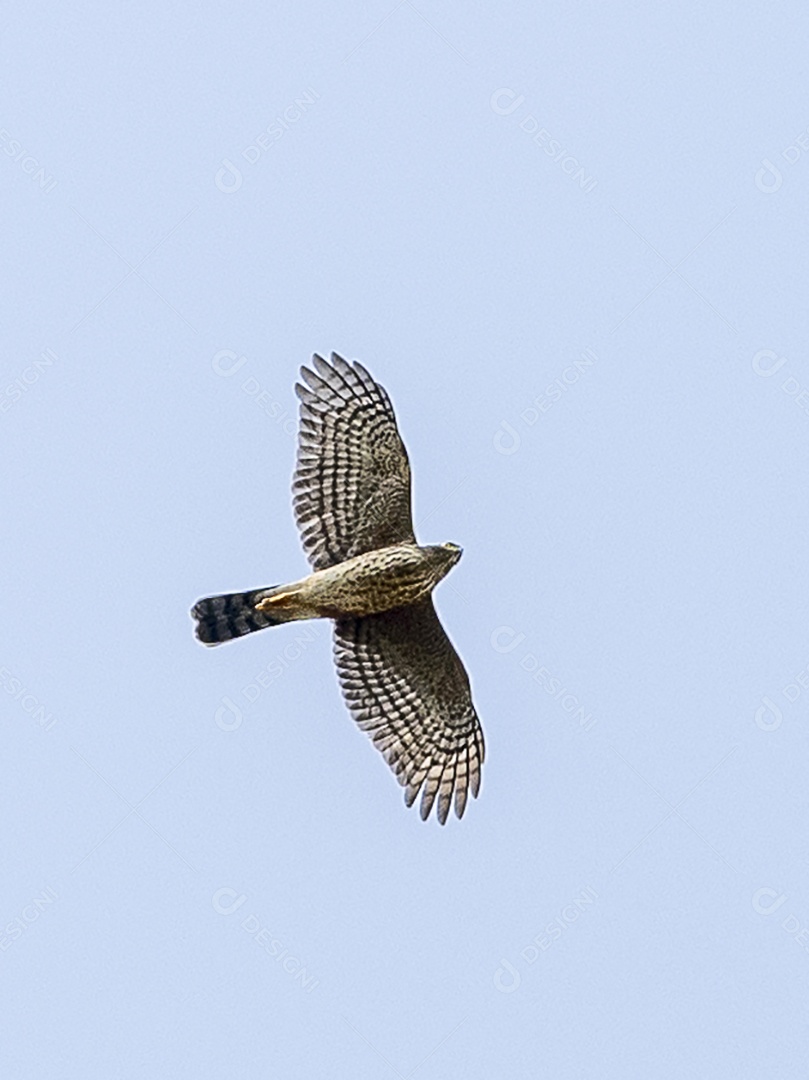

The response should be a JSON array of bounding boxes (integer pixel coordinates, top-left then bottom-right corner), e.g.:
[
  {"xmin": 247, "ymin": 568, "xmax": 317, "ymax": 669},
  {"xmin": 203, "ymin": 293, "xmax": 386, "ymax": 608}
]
[
  {"xmin": 441, "ymin": 541, "xmax": 463, "ymax": 566},
  {"xmin": 423, "ymin": 542, "xmax": 463, "ymax": 589}
]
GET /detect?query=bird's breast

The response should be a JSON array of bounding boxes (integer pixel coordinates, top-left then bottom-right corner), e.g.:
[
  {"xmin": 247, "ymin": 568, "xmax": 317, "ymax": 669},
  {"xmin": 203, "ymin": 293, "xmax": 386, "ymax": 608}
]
[{"xmin": 301, "ymin": 545, "xmax": 441, "ymax": 617}]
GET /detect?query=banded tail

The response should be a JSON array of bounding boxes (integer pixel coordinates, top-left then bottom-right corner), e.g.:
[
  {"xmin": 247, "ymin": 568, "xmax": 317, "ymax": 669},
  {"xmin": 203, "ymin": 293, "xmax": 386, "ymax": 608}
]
[{"xmin": 192, "ymin": 586, "xmax": 297, "ymax": 645}]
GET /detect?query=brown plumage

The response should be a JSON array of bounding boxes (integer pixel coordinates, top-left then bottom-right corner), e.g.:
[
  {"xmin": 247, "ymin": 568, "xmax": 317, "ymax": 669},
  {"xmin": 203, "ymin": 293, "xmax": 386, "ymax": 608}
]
[{"xmin": 191, "ymin": 353, "xmax": 484, "ymax": 823}]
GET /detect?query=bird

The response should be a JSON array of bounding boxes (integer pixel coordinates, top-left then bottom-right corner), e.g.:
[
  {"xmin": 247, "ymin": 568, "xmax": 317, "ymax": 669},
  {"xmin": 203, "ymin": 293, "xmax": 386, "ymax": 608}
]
[{"xmin": 191, "ymin": 353, "xmax": 484, "ymax": 824}]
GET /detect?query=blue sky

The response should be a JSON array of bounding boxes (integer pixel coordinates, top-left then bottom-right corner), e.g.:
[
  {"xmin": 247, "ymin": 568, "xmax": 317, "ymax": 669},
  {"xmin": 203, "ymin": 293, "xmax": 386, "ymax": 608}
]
[{"xmin": 3, "ymin": 2, "xmax": 809, "ymax": 1076}]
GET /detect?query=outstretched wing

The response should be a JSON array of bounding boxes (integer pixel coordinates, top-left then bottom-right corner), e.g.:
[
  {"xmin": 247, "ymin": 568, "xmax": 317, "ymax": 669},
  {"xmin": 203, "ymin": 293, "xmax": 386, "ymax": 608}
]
[
  {"xmin": 293, "ymin": 353, "xmax": 415, "ymax": 570},
  {"xmin": 333, "ymin": 598, "xmax": 485, "ymax": 824}
]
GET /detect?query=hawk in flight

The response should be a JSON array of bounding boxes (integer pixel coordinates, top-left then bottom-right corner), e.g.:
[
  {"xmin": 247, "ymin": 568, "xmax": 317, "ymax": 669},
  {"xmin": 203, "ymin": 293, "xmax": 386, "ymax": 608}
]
[{"xmin": 192, "ymin": 353, "xmax": 484, "ymax": 823}]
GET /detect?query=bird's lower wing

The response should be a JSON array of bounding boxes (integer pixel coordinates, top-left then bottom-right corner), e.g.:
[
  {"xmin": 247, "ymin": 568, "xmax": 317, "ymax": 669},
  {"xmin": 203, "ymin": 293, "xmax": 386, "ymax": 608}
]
[{"xmin": 333, "ymin": 598, "xmax": 484, "ymax": 824}]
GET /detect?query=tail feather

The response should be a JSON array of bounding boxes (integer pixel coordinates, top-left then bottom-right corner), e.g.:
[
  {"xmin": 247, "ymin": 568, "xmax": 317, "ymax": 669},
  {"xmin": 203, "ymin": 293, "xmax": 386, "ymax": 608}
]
[{"xmin": 192, "ymin": 587, "xmax": 285, "ymax": 645}]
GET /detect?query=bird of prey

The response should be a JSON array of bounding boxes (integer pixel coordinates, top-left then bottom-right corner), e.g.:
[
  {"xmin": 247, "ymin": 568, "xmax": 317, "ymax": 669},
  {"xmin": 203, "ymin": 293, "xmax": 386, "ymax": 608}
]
[{"xmin": 192, "ymin": 353, "xmax": 484, "ymax": 824}]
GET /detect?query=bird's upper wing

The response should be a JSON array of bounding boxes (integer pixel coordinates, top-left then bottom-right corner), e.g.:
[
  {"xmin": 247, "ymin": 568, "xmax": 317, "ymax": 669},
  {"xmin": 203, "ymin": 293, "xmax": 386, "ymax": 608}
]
[
  {"xmin": 333, "ymin": 598, "xmax": 485, "ymax": 824},
  {"xmin": 293, "ymin": 353, "xmax": 415, "ymax": 570}
]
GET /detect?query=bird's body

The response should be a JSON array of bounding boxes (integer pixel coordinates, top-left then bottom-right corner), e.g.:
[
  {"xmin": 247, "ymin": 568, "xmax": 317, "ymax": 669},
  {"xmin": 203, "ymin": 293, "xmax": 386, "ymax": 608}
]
[
  {"xmin": 192, "ymin": 353, "xmax": 484, "ymax": 823},
  {"xmin": 193, "ymin": 542, "xmax": 460, "ymax": 637},
  {"xmin": 258, "ymin": 542, "xmax": 461, "ymax": 620}
]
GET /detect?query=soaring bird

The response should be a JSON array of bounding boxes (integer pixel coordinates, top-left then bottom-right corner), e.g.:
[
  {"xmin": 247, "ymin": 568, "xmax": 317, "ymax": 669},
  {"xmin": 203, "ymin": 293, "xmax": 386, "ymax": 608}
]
[{"xmin": 192, "ymin": 353, "xmax": 484, "ymax": 823}]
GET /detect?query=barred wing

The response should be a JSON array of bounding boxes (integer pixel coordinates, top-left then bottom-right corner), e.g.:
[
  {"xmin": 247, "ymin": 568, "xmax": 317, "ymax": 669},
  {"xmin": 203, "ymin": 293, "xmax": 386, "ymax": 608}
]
[
  {"xmin": 333, "ymin": 599, "xmax": 485, "ymax": 824},
  {"xmin": 294, "ymin": 353, "xmax": 415, "ymax": 570}
]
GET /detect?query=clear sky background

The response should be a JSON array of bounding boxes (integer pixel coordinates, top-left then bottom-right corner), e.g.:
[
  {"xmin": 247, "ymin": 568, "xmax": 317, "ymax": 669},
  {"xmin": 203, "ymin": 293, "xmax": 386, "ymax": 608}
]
[{"xmin": 3, "ymin": 2, "xmax": 809, "ymax": 1076}]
